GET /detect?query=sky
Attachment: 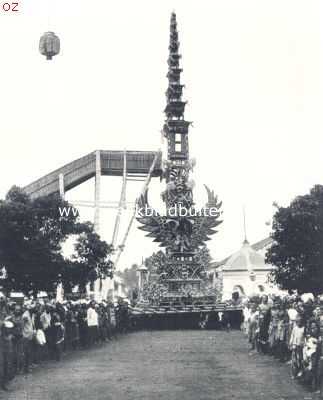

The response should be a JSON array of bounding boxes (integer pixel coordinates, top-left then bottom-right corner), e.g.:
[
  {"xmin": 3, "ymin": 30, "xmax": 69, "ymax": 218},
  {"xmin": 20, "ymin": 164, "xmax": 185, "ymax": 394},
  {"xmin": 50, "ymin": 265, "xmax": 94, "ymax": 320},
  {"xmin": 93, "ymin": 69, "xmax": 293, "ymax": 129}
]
[{"xmin": 0, "ymin": 0, "xmax": 323, "ymax": 270}]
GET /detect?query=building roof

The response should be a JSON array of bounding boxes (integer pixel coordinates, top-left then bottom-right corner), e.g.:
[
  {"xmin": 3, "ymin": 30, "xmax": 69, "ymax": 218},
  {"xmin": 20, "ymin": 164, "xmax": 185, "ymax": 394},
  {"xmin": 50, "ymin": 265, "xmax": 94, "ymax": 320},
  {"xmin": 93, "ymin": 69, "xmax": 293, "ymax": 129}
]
[
  {"xmin": 210, "ymin": 237, "xmax": 273, "ymax": 270},
  {"xmin": 223, "ymin": 240, "xmax": 267, "ymax": 271},
  {"xmin": 251, "ymin": 237, "xmax": 273, "ymax": 252}
]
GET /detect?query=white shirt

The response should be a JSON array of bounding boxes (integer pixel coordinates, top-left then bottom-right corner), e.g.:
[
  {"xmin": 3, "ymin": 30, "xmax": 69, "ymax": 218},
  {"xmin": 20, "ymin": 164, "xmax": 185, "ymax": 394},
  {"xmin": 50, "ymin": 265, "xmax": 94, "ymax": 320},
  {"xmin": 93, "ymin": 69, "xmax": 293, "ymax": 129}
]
[
  {"xmin": 290, "ymin": 325, "xmax": 305, "ymax": 347},
  {"xmin": 40, "ymin": 311, "xmax": 51, "ymax": 330},
  {"xmin": 287, "ymin": 308, "xmax": 298, "ymax": 322},
  {"xmin": 87, "ymin": 307, "xmax": 98, "ymax": 327},
  {"xmin": 243, "ymin": 307, "xmax": 251, "ymax": 320},
  {"xmin": 22, "ymin": 310, "xmax": 34, "ymax": 340}
]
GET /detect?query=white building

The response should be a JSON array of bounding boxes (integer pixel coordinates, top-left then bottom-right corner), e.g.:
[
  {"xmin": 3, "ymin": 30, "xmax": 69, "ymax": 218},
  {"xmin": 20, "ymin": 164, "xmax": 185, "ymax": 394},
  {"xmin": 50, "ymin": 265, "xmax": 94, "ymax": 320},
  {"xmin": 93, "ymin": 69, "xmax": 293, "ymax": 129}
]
[{"xmin": 210, "ymin": 237, "xmax": 282, "ymax": 300}]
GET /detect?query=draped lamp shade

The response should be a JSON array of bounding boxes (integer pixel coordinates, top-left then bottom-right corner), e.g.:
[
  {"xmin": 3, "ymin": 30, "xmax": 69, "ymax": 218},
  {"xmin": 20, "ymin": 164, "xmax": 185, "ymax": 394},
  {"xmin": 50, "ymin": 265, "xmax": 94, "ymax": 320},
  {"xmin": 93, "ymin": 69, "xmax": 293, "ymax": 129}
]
[{"xmin": 39, "ymin": 31, "xmax": 60, "ymax": 60}]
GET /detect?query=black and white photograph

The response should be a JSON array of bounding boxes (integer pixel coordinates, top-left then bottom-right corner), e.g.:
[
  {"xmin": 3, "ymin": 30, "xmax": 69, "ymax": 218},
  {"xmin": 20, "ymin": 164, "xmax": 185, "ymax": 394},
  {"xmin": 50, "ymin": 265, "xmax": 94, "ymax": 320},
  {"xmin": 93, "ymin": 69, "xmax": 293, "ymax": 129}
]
[{"xmin": 0, "ymin": 1, "xmax": 323, "ymax": 399}]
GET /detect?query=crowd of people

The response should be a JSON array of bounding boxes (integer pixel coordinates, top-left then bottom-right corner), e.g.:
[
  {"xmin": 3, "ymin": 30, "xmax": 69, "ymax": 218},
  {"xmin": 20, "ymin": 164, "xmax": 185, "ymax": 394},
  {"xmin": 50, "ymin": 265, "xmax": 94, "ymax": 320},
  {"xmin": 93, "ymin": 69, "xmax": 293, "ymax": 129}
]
[
  {"xmin": 0, "ymin": 295, "xmax": 131, "ymax": 391},
  {"xmin": 243, "ymin": 293, "xmax": 323, "ymax": 393},
  {"xmin": 4, "ymin": 289, "xmax": 323, "ymax": 394}
]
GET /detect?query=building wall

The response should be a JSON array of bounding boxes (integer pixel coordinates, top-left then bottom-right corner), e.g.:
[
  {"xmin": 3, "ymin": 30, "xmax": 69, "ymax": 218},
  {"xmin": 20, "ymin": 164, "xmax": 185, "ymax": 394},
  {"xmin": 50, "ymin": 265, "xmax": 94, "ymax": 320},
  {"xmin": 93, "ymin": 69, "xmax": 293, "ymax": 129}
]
[
  {"xmin": 210, "ymin": 238, "xmax": 282, "ymax": 301},
  {"xmin": 221, "ymin": 269, "xmax": 275, "ymax": 300}
]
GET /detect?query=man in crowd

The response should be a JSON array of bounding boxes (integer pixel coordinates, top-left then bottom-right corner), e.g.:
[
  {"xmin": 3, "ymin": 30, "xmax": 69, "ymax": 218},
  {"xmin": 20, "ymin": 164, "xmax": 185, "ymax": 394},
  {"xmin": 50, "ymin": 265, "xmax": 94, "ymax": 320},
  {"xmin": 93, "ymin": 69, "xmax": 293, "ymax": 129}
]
[
  {"xmin": 11, "ymin": 305, "xmax": 23, "ymax": 375},
  {"xmin": 245, "ymin": 293, "xmax": 323, "ymax": 393},
  {"xmin": 0, "ymin": 296, "xmax": 121, "ymax": 391},
  {"xmin": 21, "ymin": 303, "xmax": 34, "ymax": 374},
  {"xmin": 87, "ymin": 300, "xmax": 99, "ymax": 346}
]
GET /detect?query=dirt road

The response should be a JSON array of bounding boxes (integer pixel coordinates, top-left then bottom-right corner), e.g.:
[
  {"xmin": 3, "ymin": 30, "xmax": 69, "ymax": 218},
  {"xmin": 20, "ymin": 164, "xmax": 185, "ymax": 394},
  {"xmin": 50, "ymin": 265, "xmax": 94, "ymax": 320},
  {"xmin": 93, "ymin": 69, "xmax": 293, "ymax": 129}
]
[{"xmin": 4, "ymin": 330, "xmax": 316, "ymax": 400}]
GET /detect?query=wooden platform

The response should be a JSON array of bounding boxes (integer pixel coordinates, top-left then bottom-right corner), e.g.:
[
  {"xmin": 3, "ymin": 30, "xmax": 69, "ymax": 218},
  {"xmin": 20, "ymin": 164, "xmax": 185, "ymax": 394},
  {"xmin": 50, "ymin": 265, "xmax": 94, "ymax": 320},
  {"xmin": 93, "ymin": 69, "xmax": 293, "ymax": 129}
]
[
  {"xmin": 23, "ymin": 150, "xmax": 162, "ymax": 199},
  {"xmin": 130, "ymin": 303, "xmax": 243, "ymax": 315},
  {"xmin": 129, "ymin": 304, "xmax": 244, "ymax": 330}
]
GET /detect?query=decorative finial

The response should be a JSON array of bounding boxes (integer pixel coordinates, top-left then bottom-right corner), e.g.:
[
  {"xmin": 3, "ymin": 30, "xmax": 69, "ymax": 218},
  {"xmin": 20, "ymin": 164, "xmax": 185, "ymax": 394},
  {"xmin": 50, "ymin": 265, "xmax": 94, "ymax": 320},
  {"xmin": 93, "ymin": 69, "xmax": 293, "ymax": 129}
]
[{"xmin": 243, "ymin": 205, "xmax": 249, "ymax": 245}]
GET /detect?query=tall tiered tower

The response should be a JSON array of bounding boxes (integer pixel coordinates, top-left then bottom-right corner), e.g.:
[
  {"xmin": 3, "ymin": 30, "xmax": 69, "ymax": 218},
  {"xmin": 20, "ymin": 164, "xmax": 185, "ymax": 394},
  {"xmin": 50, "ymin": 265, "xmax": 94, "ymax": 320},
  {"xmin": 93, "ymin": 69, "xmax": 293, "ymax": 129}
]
[
  {"xmin": 137, "ymin": 13, "xmax": 222, "ymax": 302},
  {"xmin": 164, "ymin": 13, "xmax": 190, "ymax": 163}
]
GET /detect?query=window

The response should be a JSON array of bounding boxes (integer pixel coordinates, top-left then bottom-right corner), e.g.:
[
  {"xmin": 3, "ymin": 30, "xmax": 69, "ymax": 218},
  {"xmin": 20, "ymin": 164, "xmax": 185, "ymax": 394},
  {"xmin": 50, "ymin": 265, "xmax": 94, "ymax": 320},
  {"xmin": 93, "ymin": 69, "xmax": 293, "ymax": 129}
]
[{"xmin": 175, "ymin": 133, "xmax": 182, "ymax": 152}]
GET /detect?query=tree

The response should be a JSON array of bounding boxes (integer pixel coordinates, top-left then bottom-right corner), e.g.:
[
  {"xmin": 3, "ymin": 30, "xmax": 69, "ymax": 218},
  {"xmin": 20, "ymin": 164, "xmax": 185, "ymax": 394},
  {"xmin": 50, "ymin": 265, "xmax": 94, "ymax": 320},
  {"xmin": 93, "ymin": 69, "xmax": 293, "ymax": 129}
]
[
  {"xmin": 116, "ymin": 264, "xmax": 139, "ymax": 301},
  {"xmin": 0, "ymin": 186, "xmax": 80, "ymax": 295},
  {"xmin": 0, "ymin": 187, "xmax": 114, "ymax": 295},
  {"xmin": 266, "ymin": 185, "xmax": 323, "ymax": 295},
  {"xmin": 68, "ymin": 222, "xmax": 114, "ymax": 291},
  {"xmin": 120, "ymin": 264, "xmax": 139, "ymax": 291}
]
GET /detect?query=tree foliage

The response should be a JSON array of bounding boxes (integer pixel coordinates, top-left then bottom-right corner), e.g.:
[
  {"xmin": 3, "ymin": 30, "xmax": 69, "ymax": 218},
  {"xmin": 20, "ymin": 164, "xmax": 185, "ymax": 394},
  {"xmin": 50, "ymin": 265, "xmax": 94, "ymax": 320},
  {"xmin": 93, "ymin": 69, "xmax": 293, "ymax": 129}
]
[
  {"xmin": 266, "ymin": 185, "xmax": 323, "ymax": 295},
  {"xmin": 119, "ymin": 264, "xmax": 139, "ymax": 291},
  {"xmin": 0, "ymin": 186, "xmax": 79, "ymax": 294},
  {"xmin": 67, "ymin": 223, "xmax": 114, "ymax": 291},
  {"xmin": 0, "ymin": 186, "xmax": 113, "ymax": 295},
  {"xmin": 116, "ymin": 264, "xmax": 139, "ymax": 301}
]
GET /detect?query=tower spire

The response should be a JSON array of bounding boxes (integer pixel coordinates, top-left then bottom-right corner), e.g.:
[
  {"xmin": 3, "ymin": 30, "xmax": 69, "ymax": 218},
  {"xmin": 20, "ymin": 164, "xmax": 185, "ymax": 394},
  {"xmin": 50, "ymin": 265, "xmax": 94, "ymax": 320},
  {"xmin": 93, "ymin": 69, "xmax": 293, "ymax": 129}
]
[
  {"xmin": 243, "ymin": 205, "xmax": 249, "ymax": 245},
  {"xmin": 163, "ymin": 12, "xmax": 191, "ymax": 161}
]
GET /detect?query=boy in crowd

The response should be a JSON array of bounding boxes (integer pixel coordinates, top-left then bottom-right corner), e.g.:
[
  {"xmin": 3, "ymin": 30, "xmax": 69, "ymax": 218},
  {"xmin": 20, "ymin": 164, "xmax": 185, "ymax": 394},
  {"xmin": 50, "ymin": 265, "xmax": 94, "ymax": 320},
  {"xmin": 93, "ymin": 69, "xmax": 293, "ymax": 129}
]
[{"xmin": 290, "ymin": 315, "xmax": 305, "ymax": 379}]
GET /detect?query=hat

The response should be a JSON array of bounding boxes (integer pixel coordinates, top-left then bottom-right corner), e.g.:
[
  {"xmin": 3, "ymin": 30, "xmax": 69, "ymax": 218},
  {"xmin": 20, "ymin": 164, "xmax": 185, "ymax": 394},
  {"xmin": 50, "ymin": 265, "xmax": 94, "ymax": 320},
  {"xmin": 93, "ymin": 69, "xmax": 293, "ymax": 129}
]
[
  {"xmin": 4, "ymin": 321, "xmax": 14, "ymax": 329},
  {"xmin": 301, "ymin": 293, "xmax": 314, "ymax": 303}
]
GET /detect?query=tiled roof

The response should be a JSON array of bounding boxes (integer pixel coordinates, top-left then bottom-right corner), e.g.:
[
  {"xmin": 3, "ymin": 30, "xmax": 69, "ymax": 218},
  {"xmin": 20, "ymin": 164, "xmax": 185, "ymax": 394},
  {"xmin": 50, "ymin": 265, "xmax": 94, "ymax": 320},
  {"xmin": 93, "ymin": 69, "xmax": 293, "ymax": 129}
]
[
  {"xmin": 210, "ymin": 237, "xmax": 273, "ymax": 269},
  {"xmin": 251, "ymin": 237, "xmax": 273, "ymax": 251}
]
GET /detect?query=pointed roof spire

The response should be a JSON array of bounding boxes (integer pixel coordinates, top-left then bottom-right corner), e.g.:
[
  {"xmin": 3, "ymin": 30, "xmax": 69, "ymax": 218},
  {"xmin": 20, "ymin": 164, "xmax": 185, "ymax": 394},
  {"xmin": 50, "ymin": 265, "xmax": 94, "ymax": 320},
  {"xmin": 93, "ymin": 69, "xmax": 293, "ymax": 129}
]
[{"xmin": 243, "ymin": 205, "xmax": 249, "ymax": 245}]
